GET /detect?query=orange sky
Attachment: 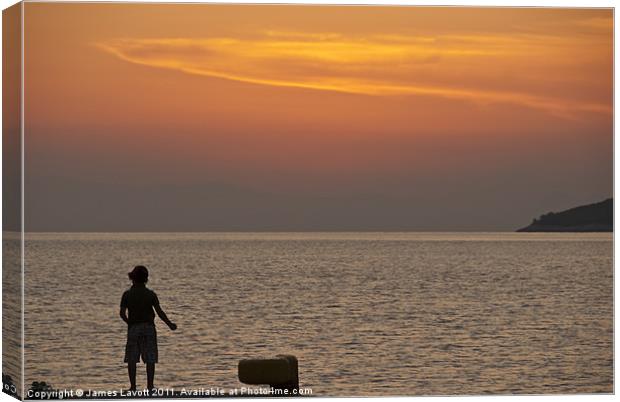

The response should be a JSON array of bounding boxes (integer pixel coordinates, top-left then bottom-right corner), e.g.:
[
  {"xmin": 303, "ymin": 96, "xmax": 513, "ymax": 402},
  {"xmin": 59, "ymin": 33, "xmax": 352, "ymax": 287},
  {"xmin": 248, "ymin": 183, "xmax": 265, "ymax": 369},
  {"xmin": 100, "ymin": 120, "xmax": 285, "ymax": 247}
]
[{"xmin": 23, "ymin": 4, "xmax": 613, "ymax": 231}]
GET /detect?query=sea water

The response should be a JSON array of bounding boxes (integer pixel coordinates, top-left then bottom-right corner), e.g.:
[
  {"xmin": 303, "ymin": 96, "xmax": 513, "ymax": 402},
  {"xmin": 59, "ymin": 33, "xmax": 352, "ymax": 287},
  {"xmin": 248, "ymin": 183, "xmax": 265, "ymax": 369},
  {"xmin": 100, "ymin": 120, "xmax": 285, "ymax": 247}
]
[{"xmin": 16, "ymin": 233, "xmax": 613, "ymax": 395}]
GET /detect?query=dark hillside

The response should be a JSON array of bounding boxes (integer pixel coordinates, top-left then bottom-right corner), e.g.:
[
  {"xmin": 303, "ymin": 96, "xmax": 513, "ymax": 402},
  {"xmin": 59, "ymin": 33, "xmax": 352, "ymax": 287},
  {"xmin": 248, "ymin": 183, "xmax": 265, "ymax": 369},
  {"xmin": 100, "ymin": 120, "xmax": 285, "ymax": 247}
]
[{"xmin": 517, "ymin": 198, "xmax": 612, "ymax": 232}]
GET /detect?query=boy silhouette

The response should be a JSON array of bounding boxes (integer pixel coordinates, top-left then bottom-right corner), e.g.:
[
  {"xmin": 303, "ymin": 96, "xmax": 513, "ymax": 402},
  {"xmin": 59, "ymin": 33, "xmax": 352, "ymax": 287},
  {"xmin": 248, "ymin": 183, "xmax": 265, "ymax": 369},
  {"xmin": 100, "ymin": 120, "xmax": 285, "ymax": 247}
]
[{"xmin": 120, "ymin": 265, "xmax": 177, "ymax": 391}]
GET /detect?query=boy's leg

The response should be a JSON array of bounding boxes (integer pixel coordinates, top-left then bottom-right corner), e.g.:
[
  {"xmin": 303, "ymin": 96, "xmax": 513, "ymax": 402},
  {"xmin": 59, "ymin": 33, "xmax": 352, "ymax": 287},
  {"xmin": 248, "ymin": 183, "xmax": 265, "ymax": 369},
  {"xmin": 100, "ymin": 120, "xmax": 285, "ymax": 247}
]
[
  {"xmin": 128, "ymin": 362, "xmax": 137, "ymax": 391},
  {"xmin": 146, "ymin": 363, "xmax": 155, "ymax": 390},
  {"xmin": 143, "ymin": 323, "xmax": 158, "ymax": 390}
]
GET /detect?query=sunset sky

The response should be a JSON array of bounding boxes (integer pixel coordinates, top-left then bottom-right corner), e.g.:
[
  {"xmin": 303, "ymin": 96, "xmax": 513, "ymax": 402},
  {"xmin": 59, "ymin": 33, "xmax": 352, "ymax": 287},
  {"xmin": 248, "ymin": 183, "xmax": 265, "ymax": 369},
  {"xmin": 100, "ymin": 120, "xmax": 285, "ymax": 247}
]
[{"xmin": 23, "ymin": 4, "xmax": 612, "ymax": 231}]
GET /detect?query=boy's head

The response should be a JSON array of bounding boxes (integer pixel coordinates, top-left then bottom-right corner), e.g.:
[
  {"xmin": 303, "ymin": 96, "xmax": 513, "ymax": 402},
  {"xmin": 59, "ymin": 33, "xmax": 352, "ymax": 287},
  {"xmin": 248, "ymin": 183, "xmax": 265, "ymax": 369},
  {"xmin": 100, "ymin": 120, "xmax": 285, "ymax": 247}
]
[{"xmin": 128, "ymin": 265, "xmax": 149, "ymax": 284}]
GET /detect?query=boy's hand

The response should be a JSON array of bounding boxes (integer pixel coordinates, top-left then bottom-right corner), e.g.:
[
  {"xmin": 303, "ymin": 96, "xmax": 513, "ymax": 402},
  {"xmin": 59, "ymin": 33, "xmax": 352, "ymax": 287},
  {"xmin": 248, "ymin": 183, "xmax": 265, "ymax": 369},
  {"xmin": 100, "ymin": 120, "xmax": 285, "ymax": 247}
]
[{"xmin": 168, "ymin": 322, "xmax": 177, "ymax": 331}]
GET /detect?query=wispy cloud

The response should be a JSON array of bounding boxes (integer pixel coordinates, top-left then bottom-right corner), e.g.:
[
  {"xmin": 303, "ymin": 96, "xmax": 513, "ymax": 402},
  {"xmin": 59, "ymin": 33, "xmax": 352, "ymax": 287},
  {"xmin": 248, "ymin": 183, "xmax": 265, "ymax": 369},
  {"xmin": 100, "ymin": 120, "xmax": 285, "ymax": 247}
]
[{"xmin": 97, "ymin": 30, "xmax": 611, "ymax": 118}]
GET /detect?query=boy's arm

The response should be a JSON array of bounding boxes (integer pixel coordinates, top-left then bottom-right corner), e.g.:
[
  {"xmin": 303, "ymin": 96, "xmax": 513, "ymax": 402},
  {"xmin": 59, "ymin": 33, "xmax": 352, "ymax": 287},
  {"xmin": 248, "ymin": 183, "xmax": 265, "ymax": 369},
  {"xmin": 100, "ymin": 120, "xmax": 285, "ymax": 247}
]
[
  {"xmin": 120, "ymin": 292, "xmax": 129, "ymax": 324},
  {"xmin": 154, "ymin": 304, "xmax": 177, "ymax": 330},
  {"xmin": 120, "ymin": 306, "xmax": 129, "ymax": 325}
]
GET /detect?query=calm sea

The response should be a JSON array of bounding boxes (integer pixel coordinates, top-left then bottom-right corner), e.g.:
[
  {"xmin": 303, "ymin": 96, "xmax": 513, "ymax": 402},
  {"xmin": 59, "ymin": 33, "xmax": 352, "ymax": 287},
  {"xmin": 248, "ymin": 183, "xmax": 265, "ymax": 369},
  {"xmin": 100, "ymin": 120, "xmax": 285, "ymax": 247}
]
[{"xmin": 17, "ymin": 233, "xmax": 613, "ymax": 396}]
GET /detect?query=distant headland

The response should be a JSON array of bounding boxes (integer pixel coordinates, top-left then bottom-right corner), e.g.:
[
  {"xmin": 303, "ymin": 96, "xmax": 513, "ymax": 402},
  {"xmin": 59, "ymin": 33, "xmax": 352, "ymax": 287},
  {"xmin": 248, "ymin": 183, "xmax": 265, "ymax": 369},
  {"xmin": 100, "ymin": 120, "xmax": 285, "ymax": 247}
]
[{"xmin": 517, "ymin": 198, "xmax": 613, "ymax": 232}]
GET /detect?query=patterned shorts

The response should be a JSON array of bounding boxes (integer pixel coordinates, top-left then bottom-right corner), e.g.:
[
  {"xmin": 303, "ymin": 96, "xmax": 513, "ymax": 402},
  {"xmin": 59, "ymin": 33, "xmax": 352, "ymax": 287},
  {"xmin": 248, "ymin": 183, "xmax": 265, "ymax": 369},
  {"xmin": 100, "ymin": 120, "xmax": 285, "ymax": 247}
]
[{"xmin": 124, "ymin": 322, "xmax": 158, "ymax": 364}]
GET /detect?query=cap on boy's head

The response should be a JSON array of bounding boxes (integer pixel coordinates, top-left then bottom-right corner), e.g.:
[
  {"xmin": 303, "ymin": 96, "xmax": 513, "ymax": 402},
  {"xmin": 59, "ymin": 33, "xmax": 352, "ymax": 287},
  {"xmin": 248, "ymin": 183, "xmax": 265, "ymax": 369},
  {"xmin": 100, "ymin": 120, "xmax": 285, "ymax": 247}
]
[{"xmin": 128, "ymin": 265, "xmax": 149, "ymax": 283}]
